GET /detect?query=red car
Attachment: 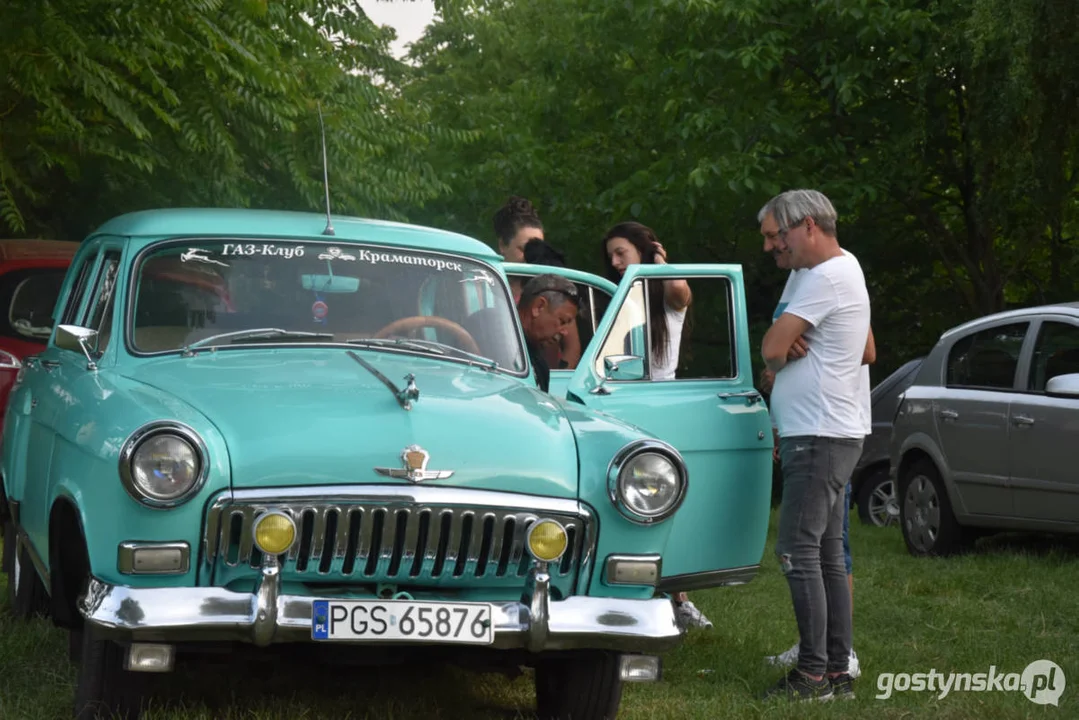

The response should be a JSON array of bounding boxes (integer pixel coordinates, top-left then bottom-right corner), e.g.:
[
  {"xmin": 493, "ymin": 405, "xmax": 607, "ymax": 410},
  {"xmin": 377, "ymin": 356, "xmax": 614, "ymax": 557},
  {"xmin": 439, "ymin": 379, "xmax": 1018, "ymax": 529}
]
[{"xmin": 0, "ymin": 239, "xmax": 80, "ymax": 423}]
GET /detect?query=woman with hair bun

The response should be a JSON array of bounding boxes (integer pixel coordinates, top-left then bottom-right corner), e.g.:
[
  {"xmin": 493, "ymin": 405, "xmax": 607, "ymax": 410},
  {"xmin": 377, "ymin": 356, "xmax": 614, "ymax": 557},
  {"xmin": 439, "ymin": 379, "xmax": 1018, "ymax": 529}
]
[{"xmin": 493, "ymin": 196, "xmax": 544, "ymax": 263}]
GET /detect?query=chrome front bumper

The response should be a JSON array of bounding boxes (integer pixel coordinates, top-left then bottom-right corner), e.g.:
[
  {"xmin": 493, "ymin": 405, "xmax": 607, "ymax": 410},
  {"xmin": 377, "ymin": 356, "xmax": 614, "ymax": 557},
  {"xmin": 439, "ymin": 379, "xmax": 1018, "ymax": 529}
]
[{"xmin": 79, "ymin": 561, "xmax": 684, "ymax": 654}]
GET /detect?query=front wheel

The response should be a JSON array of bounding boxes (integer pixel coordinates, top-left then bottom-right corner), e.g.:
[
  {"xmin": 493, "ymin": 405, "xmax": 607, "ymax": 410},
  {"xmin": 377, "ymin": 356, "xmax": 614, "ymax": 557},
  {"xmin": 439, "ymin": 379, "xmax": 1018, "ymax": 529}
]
[
  {"xmin": 899, "ymin": 458, "xmax": 971, "ymax": 557},
  {"xmin": 73, "ymin": 623, "xmax": 147, "ymax": 720},
  {"xmin": 534, "ymin": 651, "xmax": 623, "ymax": 720}
]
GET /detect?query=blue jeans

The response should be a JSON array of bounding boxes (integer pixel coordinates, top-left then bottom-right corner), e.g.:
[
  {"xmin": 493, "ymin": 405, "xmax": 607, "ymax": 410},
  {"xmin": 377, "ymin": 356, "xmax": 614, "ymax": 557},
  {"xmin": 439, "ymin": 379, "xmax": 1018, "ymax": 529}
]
[{"xmin": 776, "ymin": 435, "xmax": 864, "ymax": 676}]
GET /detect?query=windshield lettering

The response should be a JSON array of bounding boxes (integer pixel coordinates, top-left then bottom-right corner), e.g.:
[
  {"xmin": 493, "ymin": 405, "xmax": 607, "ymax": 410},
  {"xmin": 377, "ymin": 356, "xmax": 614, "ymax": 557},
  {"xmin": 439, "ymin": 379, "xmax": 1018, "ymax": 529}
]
[
  {"xmin": 130, "ymin": 239, "xmax": 525, "ymax": 374},
  {"xmin": 220, "ymin": 243, "xmax": 306, "ymax": 259},
  {"xmin": 353, "ymin": 249, "xmax": 465, "ymax": 273}
]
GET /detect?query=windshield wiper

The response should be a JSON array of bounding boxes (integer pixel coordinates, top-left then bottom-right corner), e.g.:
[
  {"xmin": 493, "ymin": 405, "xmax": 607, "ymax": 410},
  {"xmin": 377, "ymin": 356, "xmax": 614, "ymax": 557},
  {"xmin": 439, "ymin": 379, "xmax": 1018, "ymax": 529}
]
[
  {"xmin": 346, "ymin": 337, "xmax": 498, "ymax": 370},
  {"xmin": 181, "ymin": 328, "xmax": 334, "ymax": 356},
  {"xmin": 345, "ymin": 338, "xmax": 446, "ymax": 355},
  {"xmin": 393, "ymin": 338, "xmax": 500, "ymax": 370}
]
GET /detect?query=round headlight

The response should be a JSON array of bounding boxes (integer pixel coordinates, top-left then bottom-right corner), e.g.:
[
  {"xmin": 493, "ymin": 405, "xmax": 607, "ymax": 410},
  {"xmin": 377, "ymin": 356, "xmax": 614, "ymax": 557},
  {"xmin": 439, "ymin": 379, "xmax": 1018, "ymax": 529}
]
[
  {"xmin": 120, "ymin": 422, "xmax": 207, "ymax": 507},
  {"xmin": 527, "ymin": 519, "xmax": 569, "ymax": 562},
  {"xmin": 609, "ymin": 443, "xmax": 687, "ymax": 523}
]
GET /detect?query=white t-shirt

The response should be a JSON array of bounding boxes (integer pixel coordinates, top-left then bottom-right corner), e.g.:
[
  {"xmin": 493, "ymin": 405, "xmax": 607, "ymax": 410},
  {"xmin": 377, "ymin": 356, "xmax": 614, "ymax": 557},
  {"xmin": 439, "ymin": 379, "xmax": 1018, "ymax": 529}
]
[
  {"xmin": 652, "ymin": 303, "xmax": 686, "ymax": 380},
  {"xmin": 770, "ymin": 251, "xmax": 870, "ymax": 439}
]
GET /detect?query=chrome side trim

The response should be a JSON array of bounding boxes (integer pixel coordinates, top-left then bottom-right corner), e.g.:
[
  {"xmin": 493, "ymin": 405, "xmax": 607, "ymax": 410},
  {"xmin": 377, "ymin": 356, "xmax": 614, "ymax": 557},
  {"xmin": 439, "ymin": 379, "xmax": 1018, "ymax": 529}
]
[
  {"xmin": 79, "ymin": 569, "xmax": 683, "ymax": 654},
  {"xmin": 118, "ymin": 421, "xmax": 210, "ymax": 509},
  {"xmin": 117, "ymin": 542, "xmax": 191, "ymax": 575},
  {"xmin": 15, "ymin": 526, "xmax": 51, "ymax": 594},
  {"xmin": 656, "ymin": 564, "xmax": 759, "ymax": 593},
  {"xmin": 606, "ymin": 439, "xmax": 689, "ymax": 525}
]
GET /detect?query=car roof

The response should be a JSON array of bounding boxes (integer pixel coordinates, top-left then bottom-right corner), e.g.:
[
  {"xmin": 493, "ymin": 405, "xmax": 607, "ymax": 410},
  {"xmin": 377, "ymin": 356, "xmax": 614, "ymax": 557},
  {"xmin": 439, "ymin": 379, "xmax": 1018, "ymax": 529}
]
[
  {"xmin": 940, "ymin": 302, "xmax": 1079, "ymax": 340},
  {"xmin": 0, "ymin": 238, "xmax": 81, "ymax": 262},
  {"xmin": 87, "ymin": 209, "xmax": 501, "ymax": 261}
]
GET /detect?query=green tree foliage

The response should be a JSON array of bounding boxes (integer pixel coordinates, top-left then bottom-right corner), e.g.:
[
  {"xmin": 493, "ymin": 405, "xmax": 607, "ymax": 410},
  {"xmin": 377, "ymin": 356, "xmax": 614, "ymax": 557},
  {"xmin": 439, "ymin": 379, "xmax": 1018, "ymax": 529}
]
[
  {"xmin": 407, "ymin": 0, "xmax": 1079, "ymax": 378},
  {"xmin": 1, "ymin": 0, "xmax": 450, "ymax": 240}
]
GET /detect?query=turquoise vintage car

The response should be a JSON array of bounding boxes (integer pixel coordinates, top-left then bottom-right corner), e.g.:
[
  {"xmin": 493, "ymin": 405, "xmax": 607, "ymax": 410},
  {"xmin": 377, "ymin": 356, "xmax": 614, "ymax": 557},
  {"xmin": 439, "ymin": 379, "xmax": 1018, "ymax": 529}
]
[{"xmin": 0, "ymin": 208, "xmax": 773, "ymax": 719}]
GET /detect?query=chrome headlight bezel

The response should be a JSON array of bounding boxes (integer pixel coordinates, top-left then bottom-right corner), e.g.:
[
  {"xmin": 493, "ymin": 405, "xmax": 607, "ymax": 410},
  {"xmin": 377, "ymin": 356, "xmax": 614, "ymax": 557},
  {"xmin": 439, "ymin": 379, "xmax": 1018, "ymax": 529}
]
[
  {"xmin": 118, "ymin": 421, "xmax": 209, "ymax": 509},
  {"xmin": 606, "ymin": 439, "xmax": 688, "ymax": 525}
]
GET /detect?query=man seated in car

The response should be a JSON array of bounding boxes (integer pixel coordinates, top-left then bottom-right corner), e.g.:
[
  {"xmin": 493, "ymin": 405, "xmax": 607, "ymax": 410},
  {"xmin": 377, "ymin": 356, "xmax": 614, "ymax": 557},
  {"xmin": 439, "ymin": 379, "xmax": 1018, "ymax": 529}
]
[{"xmin": 516, "ymin": 273, "xmax": 580, "ymax": 393}]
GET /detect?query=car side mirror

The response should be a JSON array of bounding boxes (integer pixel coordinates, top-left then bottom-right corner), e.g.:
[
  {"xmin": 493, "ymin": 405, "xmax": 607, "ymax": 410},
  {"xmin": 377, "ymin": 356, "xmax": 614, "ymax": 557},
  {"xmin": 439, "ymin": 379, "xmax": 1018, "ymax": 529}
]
[
  {"xmin": 55, "ymin": 324, "xmax": 100, "ymax": 370},
  {"xmin": 603, "ymin": 354, "xmax": 645, "ymax": 381},
  {"xmin": 1045, "ymin": 373, "xmax": 1079, "ymax": 398}
]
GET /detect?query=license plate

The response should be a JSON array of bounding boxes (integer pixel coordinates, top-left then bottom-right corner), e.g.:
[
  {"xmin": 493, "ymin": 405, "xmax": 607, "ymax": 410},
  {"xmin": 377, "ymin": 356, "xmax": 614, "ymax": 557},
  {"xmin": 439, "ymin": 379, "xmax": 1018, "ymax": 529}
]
[{"xmin": 311, "ymin": 600, "xmax": 495, "ymax": 644}]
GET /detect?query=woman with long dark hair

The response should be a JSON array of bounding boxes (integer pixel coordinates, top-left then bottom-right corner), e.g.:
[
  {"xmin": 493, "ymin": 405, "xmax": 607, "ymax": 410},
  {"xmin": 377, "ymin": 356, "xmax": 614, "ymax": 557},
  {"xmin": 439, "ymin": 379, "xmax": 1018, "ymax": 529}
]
[
  {"xmin": 601, "ymin": 222, "xmax": 710, "ymax": 630},
  {"xmin": 601, "ymin": 221, "xmax": 692, "ymax": 380}
]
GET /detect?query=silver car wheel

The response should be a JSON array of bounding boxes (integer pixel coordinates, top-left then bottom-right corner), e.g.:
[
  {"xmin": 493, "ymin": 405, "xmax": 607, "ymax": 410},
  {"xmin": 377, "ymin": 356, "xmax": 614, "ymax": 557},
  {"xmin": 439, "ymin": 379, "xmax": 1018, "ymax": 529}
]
[
  {"xmin": 868, "ymin": 480, "xmax": 899, "ymax": 527},
  {"xmin": 904, "ymin": 473, "xmax": 941, "ymax": 553}
]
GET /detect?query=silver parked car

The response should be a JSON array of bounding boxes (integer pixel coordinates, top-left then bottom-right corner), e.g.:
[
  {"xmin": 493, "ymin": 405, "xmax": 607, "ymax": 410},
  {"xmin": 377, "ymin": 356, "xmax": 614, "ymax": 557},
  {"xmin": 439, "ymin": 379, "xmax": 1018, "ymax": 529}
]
[{"xmin": 889, "ymin": 303, "xmax": 1079, "ymax": 556}]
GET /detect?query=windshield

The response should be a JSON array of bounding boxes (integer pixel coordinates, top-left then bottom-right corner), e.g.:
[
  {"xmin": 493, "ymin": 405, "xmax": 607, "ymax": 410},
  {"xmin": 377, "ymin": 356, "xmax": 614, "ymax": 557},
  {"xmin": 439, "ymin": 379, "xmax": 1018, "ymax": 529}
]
[{"xmin": 128, "ymin": 239, "xmax": 526, "ymax": 372}]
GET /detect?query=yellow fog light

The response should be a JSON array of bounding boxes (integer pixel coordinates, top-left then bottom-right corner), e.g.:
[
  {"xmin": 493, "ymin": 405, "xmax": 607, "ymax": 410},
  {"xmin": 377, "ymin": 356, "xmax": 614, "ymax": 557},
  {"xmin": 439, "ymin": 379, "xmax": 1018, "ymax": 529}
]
[
  {"xmin": 527, "ymin": 519, "xmax": 568, "ymax": 563},
  {"xmin": 253, "ymin": 512, "xmax": 297, "ymax": 555}
]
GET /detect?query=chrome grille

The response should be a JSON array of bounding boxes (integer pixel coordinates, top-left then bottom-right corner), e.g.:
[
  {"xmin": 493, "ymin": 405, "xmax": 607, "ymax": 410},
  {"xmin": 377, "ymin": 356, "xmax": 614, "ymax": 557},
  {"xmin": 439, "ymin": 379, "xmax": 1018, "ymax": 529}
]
[{"xmin": 203, "ymin": 486, "xmax": 592, "ymax": 583}]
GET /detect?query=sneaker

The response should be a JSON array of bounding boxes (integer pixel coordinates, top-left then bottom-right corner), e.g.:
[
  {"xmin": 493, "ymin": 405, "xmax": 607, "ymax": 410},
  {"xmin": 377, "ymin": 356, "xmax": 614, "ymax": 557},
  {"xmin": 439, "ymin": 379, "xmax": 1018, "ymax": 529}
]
[
  {"xmin": 829, "ymin": 672, "xmax": 855, "ymax": 700},
  {"xmin": 765, "ymin": 642, "xmax": 800, "ymax": 667},
  {"xmin": 762, "ymin": 668, "xmax": 833, "ymax": 702},
  {"xmin": 674, "ymin": 600, "xmax": 713, "ymax": 629},
  {"xmin": 766, "ymin": 643, "xmax": 860, "ymax": 679}
]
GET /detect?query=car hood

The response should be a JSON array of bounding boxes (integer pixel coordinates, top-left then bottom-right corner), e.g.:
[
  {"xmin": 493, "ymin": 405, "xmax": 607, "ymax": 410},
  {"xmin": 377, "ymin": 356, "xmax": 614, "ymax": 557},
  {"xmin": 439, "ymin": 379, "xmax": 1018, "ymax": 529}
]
[{"xmin": 119, "ymin": 348, "xmax": 579, "ymax": 499}]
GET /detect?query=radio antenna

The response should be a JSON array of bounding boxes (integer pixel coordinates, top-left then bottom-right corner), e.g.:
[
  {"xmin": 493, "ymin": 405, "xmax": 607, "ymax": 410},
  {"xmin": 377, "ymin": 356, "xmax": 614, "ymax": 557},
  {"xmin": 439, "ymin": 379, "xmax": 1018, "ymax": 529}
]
[{"xmin": 317, "ymin": 101, "xmax": 335, "ymax": 236}]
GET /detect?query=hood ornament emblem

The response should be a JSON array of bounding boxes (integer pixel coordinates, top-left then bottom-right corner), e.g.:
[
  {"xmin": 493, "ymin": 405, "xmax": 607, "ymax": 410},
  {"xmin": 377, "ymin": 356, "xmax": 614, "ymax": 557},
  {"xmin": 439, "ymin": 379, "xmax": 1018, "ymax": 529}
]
[{"xmin": 375, "ymin": 445, "xmax": 454, "ymax": 483}]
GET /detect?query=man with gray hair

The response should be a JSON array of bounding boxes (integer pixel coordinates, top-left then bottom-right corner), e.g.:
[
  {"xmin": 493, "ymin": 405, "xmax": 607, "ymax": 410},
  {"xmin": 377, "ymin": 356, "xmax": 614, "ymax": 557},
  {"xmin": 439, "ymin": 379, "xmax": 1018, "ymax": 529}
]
[
  {"xmin": 760, "ymin": 191, "xmax": 877, "ymax": 684},
  {"xmin": 517, "ymin": 273, "xmax": 580, "ymax": 393},
  {"xmin": 757, "ymin": 189, "xmax": 871, "ymax": 702}
]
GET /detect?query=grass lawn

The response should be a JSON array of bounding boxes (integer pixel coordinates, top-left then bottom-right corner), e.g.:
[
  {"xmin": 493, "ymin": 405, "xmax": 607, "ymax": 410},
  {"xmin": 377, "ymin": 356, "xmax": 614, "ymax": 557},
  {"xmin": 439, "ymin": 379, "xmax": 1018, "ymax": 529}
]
[{"xmin": 1, "ymin": 509, "xmax": 1076, "ymax": 719}]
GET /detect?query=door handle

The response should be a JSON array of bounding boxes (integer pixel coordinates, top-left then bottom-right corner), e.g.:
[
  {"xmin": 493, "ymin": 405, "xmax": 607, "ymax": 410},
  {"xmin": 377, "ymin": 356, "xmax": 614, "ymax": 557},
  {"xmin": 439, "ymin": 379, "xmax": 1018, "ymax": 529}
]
[
  {"xmin": 1012, "ymin": 414, "xmax": 1035, "ymax": 427},
  {"xmin": 938, "ymin": 409, "xmax": 959, "ymax": 420},
  {"xmin": 718, "ymin": 390, "xmax": 762, "ymax": 405}
]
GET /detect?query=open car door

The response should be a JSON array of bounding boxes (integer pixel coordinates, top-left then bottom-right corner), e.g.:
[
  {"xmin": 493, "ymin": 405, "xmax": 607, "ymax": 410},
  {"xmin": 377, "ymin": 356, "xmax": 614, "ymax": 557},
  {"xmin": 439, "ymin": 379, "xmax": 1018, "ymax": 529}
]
[{"xmin": 566, "ymin": 262, "xmax": 774, "ymax": 591}]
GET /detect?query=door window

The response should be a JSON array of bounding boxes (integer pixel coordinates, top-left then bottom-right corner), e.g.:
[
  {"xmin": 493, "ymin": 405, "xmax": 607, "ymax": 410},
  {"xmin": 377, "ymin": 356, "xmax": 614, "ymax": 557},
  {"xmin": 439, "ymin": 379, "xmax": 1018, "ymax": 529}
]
[
  {"xmin": 83, "ymin": 251, "xmax": 121, "ymax": 354},
  {"xmin": 594, "ymin": 276, "xmax": 735, "ymax": 381},
  {"xmin": 594, "ymin": 280, "xmax": 649, "ymax": 377},
  {"xmin": 59, "ymin": 254, "xmax": 97, "ymax": 326},
  {"xmin": 945, "ymin": 322, "xmax": 1028, "ymax": 390},
  {"xmin": 1026, "ymin": 321, "xmax": 1079, "ymax": 392}
]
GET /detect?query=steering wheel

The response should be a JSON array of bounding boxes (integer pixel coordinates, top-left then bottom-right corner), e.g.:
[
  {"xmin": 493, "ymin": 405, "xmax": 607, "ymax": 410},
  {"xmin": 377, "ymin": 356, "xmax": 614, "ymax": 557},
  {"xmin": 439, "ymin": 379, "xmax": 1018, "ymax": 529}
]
[{"xmin": 373, "ymin": 315, "xmax": 482, "ymax": 356}]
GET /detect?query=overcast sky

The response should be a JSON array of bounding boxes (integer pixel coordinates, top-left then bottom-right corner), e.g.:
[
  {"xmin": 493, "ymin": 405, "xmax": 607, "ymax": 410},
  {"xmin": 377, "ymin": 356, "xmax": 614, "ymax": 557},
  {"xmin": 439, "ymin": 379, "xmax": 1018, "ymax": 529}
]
[{"xmin": 359, "ymin": 0, "xmax": 437, "ymax": 58}]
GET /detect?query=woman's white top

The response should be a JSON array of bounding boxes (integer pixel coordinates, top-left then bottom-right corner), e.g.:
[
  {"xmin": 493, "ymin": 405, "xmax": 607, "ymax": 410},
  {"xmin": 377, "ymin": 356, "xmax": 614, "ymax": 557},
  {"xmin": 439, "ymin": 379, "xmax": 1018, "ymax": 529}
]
[{"xmin": 651, "ymin": 302, "xmax": 686, "ymax": 380}]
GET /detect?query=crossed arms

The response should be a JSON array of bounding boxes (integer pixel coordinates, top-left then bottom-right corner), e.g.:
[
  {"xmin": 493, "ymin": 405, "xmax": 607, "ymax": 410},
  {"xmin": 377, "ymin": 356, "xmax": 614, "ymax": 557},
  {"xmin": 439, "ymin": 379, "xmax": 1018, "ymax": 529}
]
[{"xmin": 761, "ymin": 314, "xmax": 876, "ymax": 375}]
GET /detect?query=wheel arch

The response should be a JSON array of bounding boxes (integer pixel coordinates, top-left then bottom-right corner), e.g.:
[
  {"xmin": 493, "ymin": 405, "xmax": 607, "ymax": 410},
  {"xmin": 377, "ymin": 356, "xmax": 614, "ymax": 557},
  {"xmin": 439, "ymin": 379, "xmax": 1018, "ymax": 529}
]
[{"xmin": 48, "ymin": 495, "xmax": 91, "ymax": 630}]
